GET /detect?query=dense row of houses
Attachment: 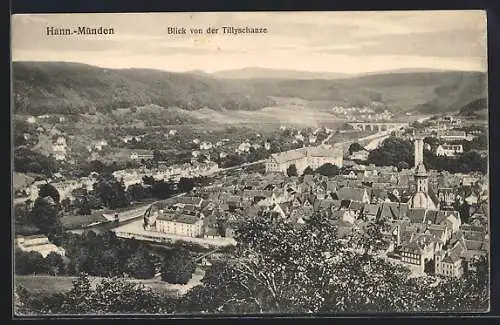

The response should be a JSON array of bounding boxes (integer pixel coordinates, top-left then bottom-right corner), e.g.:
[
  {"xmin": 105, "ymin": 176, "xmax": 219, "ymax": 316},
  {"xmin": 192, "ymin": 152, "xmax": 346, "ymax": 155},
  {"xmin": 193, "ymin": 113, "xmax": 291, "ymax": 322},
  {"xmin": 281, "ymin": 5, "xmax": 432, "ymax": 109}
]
[
  {"xmin": 113, "ymin": 162, "xmax": 219, "ymax": 188},
  {"xmin": 138, "ymin": 137, "xmax": 488, "ymax": 279}
]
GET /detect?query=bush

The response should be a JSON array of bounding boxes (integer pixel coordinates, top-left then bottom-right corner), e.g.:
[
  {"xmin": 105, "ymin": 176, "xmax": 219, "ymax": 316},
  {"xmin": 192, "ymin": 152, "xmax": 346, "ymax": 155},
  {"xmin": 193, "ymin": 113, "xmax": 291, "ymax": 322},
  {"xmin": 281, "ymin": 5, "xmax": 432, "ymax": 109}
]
[{"xmin": 161, "ymin": 248, "xmax": 196, "ymax": 284}]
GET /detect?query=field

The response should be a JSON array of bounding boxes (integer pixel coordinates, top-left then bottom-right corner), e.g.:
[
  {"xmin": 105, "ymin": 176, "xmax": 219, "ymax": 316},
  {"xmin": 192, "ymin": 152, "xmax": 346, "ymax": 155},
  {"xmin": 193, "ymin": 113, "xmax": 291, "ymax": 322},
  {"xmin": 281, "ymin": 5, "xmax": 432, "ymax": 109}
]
[{"xmin": 15, "ymin": 268, "xmax": 205, "ymax": 297}]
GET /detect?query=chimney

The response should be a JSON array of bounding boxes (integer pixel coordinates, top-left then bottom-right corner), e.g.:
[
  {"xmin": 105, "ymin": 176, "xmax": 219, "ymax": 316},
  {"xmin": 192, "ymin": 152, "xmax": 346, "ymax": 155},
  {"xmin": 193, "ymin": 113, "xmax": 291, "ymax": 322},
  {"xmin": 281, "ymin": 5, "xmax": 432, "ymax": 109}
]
[{"xmin": 414, "ymin": 136, "xmax": 424, "ymax": 167}]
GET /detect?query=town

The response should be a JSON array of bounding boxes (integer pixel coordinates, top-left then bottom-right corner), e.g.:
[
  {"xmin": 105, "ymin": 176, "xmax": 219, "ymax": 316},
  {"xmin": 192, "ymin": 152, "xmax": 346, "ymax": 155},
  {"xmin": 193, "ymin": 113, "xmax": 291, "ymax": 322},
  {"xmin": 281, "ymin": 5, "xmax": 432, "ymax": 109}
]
[{"xmin": 14, "ymin": 109, "xmax": 489, "ymax": 314}]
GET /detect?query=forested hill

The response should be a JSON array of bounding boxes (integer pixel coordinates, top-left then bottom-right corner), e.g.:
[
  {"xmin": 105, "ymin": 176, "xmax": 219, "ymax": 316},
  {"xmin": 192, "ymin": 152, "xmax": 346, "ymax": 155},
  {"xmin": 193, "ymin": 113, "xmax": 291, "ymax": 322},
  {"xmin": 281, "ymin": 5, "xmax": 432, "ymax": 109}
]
[
  {"xmin": 13, "ymin": 61, "xmax": 487, "ymax": 116},
  {"xmin": 12, "ymin": 61, "xmax": 275, "ymax": 115}
]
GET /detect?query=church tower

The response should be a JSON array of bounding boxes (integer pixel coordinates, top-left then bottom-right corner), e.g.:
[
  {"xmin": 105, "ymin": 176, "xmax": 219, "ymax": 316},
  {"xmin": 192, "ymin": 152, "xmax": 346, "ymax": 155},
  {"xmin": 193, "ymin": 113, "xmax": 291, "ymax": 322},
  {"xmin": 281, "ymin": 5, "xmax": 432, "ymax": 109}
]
[
  {"xmin": 409, "ymin": 137, "xmax": 438, "ymax": 210},
  {"xmin": 414, "ymin": 136, "xmax": 424, "ymax": 168}
]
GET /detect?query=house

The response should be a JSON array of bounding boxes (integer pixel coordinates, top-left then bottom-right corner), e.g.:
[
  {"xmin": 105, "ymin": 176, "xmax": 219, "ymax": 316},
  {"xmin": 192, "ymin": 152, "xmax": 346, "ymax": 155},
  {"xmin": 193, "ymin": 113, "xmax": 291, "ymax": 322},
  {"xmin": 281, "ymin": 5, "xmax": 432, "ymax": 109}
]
[
  {"xmin": 271, "ymin": 203, "xmax": 288, "ymax": 219},
  {"xmin": 93, "ymin": 139, "xmax": 108, "ymax": 151},
  {"xmin": 436, "ymin": 144, "xmax": 464, "ymax": 157},
  {"xmin": 204, "ymin": 226, "xmax": 221, "ymax": 239},
  {"xmin": 148, "ymin": 210, "xmax": 204, "ymax": 237},
  {"xmin": 435, "ymin": 240, "xmax": 466, "ymax": 278},
  {"xmin": 405, "ymin": 208, "xmax": 427, "ymax": 225},
  {"xmin": 398, "ymin": 236, "xmax": 436, "ymax": 273},
  {"xmin": 424, "ymin": 224, "xmax": 450, "ymax": 245},
  {"xmin": 379, "ymin": 202, "xmax": 409, "ymax": 221},
  {"xmin": 438, "ymin": 130, "xmax": 475, "ymax": 141},
  {"xmin": 265, "ymin": 146, "xmax": 343, "ymax": 174},
  {"xmin": 349, "ymin": 149, "xmax": 370, "ymax": 161},
  {"xmin": 313, "ymin": 198, "xmax": 336, "ymax": 214},
  {"xmin": 341, "ymin": 209, "xmax": 357, "ymax": 224},
  {"xmin": 16, "ymin": 235, "xmax": 66, "ymax": 258},
  {"xmin": 437, "ymin": 188, "xmax": 457, "ymax": 208},
  {"xmin": 363, "ymin": 203, "xmax": 380, "ymax": 221},
  {"xmin": 225, "ymin": 224, "xmax": 237, "ymax": 238},
  {"xmin": 200, "ymin": 142, "xmax": 213, "ymax": 150},
  {"xmin": 242, "ymin": 190, "xmax": 276, "ymax": 206},
  {"xmin": 336, "ymin": 187, "xmax": 370, "ymax": 203},
  {"xmin": 130, "ymin": 152, "xmax": 154, "ymax": 160}
]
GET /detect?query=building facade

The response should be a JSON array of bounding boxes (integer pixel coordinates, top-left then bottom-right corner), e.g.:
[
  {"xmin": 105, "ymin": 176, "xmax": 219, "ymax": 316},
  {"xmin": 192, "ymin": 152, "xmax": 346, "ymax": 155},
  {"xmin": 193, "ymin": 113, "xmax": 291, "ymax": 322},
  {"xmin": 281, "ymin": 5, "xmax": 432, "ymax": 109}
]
[
  {"xmin": 436, "ymin": 144, "xmax": 464, "ymax": 157},
  {"xmin": 265, "ymin": 146, "xmax": 343, "ymax": 174}
]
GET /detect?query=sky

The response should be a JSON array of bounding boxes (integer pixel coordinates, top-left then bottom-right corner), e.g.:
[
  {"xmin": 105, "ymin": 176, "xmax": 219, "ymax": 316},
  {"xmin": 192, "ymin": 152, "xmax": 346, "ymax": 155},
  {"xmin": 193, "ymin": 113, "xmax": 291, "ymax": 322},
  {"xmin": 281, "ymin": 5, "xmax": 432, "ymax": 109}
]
[{"xmin": 11, "ymin": 11, "xmax": 487, "ymax": 74}]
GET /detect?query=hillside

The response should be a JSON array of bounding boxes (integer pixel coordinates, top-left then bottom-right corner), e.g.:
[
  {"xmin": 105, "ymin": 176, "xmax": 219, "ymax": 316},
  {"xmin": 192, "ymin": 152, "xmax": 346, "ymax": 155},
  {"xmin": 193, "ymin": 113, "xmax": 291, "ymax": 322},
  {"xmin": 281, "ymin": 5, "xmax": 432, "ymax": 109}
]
[
  {"xmin": 13, "ymin": 62, "xmax": 487, "ymax": 116},
  {"xmin": 457, "ymin": 98, "xmax": 488, "ymax": 118},
  {"xmin": 12, "ymin": 62, "xmax": 275, "ymax": 115},
  {"xmin": 337, "ymin": 71, "xmax": 488, "ymax": 113}
]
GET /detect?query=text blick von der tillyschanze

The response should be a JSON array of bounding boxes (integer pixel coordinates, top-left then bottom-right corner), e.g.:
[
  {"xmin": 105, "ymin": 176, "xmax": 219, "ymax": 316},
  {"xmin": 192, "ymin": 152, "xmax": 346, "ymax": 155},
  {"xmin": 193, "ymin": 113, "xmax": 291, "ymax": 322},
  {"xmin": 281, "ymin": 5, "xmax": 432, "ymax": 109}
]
[{"xmin": 167, "ymin": 26, "xmax": 269, "ymax": 35}]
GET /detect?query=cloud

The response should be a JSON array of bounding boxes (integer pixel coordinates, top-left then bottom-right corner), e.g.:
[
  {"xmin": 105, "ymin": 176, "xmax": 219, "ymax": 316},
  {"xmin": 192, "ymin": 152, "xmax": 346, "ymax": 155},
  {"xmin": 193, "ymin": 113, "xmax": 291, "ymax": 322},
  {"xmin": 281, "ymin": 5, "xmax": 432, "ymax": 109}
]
[
  {"xmin": 11, "ymin": 11, "xmax": 487, "ymax": 73},
  {"xmin": 320, "ymin": 29, "xmax": 487, "ymax": 58}
]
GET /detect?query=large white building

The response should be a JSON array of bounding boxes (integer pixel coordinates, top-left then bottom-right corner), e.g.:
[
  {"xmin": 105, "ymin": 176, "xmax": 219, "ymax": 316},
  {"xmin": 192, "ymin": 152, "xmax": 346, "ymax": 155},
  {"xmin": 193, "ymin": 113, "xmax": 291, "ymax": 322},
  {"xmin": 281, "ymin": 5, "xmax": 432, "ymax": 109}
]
[
  {"xmin": 436, "ymin": 144, "xmax": 464, "ymax": 157},
  {"xmin": 265, "ymin": 146, "xmax": 343, "ymax": 174},
  {"xmin": 143, "ymin": 204, "xmax": 204, "ymax": 238}
]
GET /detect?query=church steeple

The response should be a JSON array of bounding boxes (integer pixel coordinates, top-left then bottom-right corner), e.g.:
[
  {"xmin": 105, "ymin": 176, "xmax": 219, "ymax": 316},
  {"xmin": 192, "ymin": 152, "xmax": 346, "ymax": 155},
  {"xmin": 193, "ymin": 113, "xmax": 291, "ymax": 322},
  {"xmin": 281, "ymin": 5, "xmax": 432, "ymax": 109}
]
[
  {"xmin": 415, "ymin": 163, "xmax": 428, "ymax": 194},
  {"xmin": 409, "ymin": 137, "xmax": 437, "ymax": 210},
  {"xmin": 414, "ymin": 135, "xmax": 424, "ymax": 168}
]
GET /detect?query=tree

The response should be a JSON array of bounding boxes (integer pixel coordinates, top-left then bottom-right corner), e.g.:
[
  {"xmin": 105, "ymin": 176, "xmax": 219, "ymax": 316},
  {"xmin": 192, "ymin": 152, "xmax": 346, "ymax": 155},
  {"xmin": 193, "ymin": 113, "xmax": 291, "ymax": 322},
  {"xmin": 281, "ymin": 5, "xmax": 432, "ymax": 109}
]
[
  {"xmin": 14, "ymin": 148, "xmax": 59, "ymax": 176},
  {"xmin": 125, "ymin": 246, "xmax": 155, "ymax": 279},
  {"xmin": 127, "ymin": 183, "xmax": 151, "ymax": 202},
  {"xmin": 397, "ymin": 161, "xmax": 410, "ymax": 171},
  {"xmin": 60, "ymin": 273, "xmax": 94, "ymax": 314},
  {"xmin": 142, "ymin": 175, "xmax": 155, "ymax": 185},
  {"xmin": 223, "ymin": 153, "xmax": 246, "ymax": 168},
  {"xmin": 60, "ymin": 197, "xmax": 72, "ymax": 212},
  {"xmin": 181, "ymin": 212, "xmax": 346, "ymax": 313},
  {"xmin": 286, "ymin": 164, "xmax": 298, "ymax": 177},
  {"xmin": 178, "ymin": 177, "xmax": 195, "ymax": 194},
  {"xmin": 302, "ymin": 166, "xmax": 314, "ymax": 176},
  {"xmin": 76, "ymin": 196, "xmax": 92, "ymax": 215},
  {"xmin": 23, "ymin": 273, "xmax": 175, "ymax": 315},
  {"xmin": 29, "ymin": 197, "xmax": 62, "ymax": 234},
  {"xmin": 367, "ymin": 137, "xmax": 413, "ymax": 168},
  {"xmin": 153, "ymin": 149, "xmax": 163, "ymax": 162},
  {"xmin": 38, "ymin": 183, "xmax": 60, "ymax": 203},
  {"xmin": 15, "ymin": 249, "xmax": 48, "ymax": 275},
  {"xmin": 151, "ymin": 180, "xmax": 174, "ymax": 199},
  {"xmin": 45, "ymin": 252, "xmax": 66, "ymax": 275},
  {"xmin": 89, "ymin": 160, "xmax": 105, "ymax": 174},
  {"xmin": 348, "ymin": 142, "xmax": 365, "ymax": 155},
  {"xmin": 161, "ymin": 248, "xmax": 196, "ymax": 284},
  {"xmin": 179, "ymin": 211, "xmax": 487, "ymax": 314},
  {"xmin": 316, "ymin": 163, "xmax": 340, "ymax": 177},
  {"xmin": 93, "ymin": 175, "xmax": 129, "ymax": 209},
  {"xmin": 197, "ymin": 154, "xmax": 208, "ymax": 163}
]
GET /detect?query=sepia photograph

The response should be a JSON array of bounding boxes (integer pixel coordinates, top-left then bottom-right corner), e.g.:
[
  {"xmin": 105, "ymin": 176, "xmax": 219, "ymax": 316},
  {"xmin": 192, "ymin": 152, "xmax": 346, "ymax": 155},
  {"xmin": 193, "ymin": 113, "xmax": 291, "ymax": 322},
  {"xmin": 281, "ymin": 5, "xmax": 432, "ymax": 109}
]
[{"xmin": 11, "ymin": 11, "xmax": 489, "ymax": 316}]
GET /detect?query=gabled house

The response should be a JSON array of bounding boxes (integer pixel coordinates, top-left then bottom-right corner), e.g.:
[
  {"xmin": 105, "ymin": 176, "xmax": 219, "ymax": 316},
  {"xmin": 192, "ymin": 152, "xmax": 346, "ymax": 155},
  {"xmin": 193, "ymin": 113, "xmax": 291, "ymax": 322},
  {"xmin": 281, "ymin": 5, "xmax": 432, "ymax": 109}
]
[
  {"xmin": 379, "ymin": 202, "xmax": 410, "ymax": 221},
  {"xmin": 336, "ymin": 187, "xmax": 370, "ymax": 203},
  {"xmin": 363, "ymin": 203, "xmax": 381, "ymax": 221},
  {"xmin": 435, "ymin": 240, "xmax": 467, "ymax": 278},
  {"xmin": 405, "ymin": 208, "xmax": 427, "ymax": 225}
]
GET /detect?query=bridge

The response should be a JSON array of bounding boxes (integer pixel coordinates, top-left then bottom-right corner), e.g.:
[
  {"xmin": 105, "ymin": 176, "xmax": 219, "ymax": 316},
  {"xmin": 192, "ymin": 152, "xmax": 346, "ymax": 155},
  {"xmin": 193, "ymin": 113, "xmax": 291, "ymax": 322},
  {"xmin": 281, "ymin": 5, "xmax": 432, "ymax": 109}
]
[{"xmin": 347, "ymin": 122, "xmax": 409, "ymax": 132}]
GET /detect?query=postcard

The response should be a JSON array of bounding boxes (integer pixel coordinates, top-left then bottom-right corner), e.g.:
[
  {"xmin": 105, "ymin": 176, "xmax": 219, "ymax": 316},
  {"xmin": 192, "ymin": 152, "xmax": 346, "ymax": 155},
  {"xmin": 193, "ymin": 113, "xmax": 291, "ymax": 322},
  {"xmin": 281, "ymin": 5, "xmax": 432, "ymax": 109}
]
[{"xmin": 11, "ymin": 11, "xmax": 489, "ymax": 316}]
